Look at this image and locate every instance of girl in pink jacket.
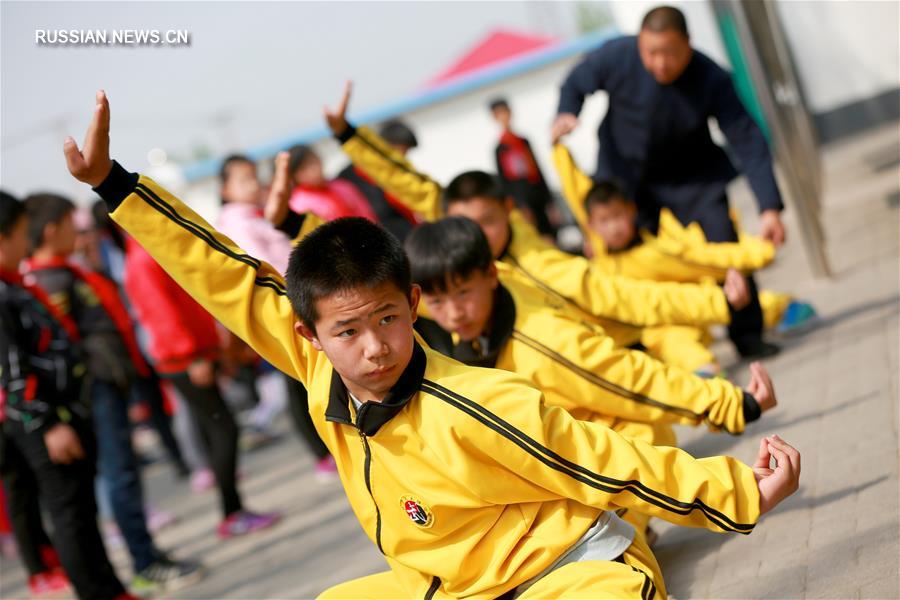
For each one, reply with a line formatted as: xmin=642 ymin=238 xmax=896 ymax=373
xmin=286 ymin=145 xmax=376 ymax=222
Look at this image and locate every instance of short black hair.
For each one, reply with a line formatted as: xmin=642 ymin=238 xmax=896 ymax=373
xmin=488 ymin=97 xmax=510 ymax=112
xmin=24 ymin=193 xmax=75 ymax=251
xmin=286 ymin=217 xmax=412 ymax=329
xmin=287 ymin=145 xmax=318 ymax=179
xmin=443 ymin=171 xmax=507 ymax=211
xmin=585 ymin=179 xmax=633 ymax=213
xmin=0 ymin=190 xmax=25 ymax=237
xmin=219 ymin=154 xmax=255 ymax=185
xmin=641 ymin=5 xmax=689 ymax=38
xmin=405 ymin=217 xmax=493 ymax=295
xmin=379 ymin=120 xmax=418 ymax=150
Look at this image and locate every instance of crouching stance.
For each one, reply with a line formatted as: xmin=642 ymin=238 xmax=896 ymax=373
xmin=65 ymin=91 xmax=800 ymax=599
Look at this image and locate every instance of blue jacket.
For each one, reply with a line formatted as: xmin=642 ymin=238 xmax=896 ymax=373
xmin=558 ymin=36 xmax=783 ymax=218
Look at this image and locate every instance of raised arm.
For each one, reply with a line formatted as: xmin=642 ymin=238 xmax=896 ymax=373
xmin=324 ymin=82 xmax=443 ymax=221
xmin=64 ymin=91 xmax=316 ymax=385
xmin=519 ymin=312 xmax=774 ymax=435
xmin=651 ymin=209 xmax=776 ymax=277
xmin=264 ymin=149 xmax=326 ymax=243
xmin=510 ymin=244 xmax=745 ymax=328
xmin=551 ymin=143 xmax=607 ymax=255
xmin=445 ymin=374 xmax=798 ymax=532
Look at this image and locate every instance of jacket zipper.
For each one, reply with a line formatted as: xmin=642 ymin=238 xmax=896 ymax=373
xmin=357 ymin=408 xmax=384 ymax=553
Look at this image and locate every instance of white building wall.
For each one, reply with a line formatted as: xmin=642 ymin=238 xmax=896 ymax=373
xmin=775 ymin=0 xmax=900 ymax=113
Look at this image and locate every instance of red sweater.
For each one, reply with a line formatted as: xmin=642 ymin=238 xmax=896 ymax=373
xmin=123 ymin=236 xmax=220 ymax=374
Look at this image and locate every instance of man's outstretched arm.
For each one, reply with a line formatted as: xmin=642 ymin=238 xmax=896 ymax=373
xmin=65 ymin=91 xmax=316 ymax=384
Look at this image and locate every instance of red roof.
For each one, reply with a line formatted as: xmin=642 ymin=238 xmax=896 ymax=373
xmin=426 ymin=29 xmax=559 ymax=87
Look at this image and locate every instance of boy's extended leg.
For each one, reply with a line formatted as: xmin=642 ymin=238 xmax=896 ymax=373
xmin=517 ymin=533 xmax=666 ymax=600
xmin=7 ymin=420 xmax=125 ymax=600
xmin=318 ymin=570 xmax=408 ymax=599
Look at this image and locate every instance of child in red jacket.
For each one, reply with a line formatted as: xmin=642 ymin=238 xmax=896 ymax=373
xmin=123 ymin=236 xmax=280 ymax=538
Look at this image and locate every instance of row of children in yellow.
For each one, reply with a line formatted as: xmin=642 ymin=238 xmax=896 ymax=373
xmin=63 ymin=89 xmax=801 ymax=599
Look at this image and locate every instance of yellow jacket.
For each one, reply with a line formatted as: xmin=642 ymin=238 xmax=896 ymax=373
xmin=416 ymin=271 xmax=759 ymax=435
xmin=99 ymin=162 xmax=760 ymax=599
xmin=338 ymin=125 xmax=736 ymax=348
xmin=553 ymin=143 xmax=776 ymax=282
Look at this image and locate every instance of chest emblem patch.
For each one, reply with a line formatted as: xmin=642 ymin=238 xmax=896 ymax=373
xmin=400 ymin=495 xmax=433 ymax=528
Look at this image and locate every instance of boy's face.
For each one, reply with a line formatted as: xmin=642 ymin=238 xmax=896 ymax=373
xmin=47 ymin=211 xmax=78 ymax=256
xmin=446 ymin=197 xmax=512 ymax=259
xmin=293 ymin=155 xmax=326 ymax=188
xmin=422 ymin=265 xmax=498 ymax=343
xmin=587 ymin=198 xmax=637 ymax=251
xmin=491 ymin=106 xmax=512 ymax=129
xmin=222 ymin=161 xmax=262 ymax=205
xmin=296 ymin=281 xmax=420 ymax=402
xmin=0 ymin=215 xmax=29 ymax=272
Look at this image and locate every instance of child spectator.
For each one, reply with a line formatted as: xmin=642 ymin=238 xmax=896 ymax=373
xmin=287 ymin=144 xmax=376 ymax=222
xmin=123 ymin=235 xmax=281 ymax=537
xmin=23 ymin=193 xmax=202 ymax=594
xmin=490 ymin=97 xmax=556 ymax=237
xmin=218 ymin=153 xmax=337 ymax=477
xmin=1 ymin=190 xmax=131 ymax=600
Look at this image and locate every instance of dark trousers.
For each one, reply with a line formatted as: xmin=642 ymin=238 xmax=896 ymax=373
xmin=131 ymin=370 xmax=188 ymax=474
xmin=649 ymin=190 xmax=765 ymax=348
xmin=169 ymin=374 xmax=242 ymax=517
xmin=2 ymin=455 xmax=51 ymax=576
xmin=284 ymin=375 xmax=329 ymax=460
xmin=91 ymin=379 xmax=158 ymax=572
xmin=2 ymin=420 xmax=125 ymax=600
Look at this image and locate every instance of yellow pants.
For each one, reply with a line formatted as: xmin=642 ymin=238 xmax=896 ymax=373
xmin=760 ymin=290 xmax=792 ymax=330
xmin=640 ymin=325 xmax=716 ymax=372
xmin=319 ymin=533 xmax=665 ymax=599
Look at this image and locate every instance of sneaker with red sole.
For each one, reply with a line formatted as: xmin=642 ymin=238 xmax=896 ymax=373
xmin=217 ymin=510 xmax=281 ymax=539
xmin=28 ymin=568 xmax=71 ymax=597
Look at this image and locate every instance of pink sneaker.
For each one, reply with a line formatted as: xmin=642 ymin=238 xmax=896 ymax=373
xmin=28 ymin=568 xmax=71 ymax=597
xmin=190 ymin=469 xmax=215 ymax=493
xmin=217 ymin=510 xmax=281 ymax=539
xmin=315 ymin=455 xmax=338 ymax=482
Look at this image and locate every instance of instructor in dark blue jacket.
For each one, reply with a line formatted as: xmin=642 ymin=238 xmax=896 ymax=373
xmin=554 ymin=5 xmax=783 ymax=358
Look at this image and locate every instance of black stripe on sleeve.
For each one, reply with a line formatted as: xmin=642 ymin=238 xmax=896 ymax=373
xmin=133 ymin=183 xmax=287 ymax=296
xmin=511 ymin=330 xmax=706 ymax=421
xmin=421 ymin=379 xmax=755 ymax=534
xmin=424 ymin=576 xmax=441 ymax=600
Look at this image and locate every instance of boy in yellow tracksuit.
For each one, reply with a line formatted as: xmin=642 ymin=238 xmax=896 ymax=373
xmin=324 ymin=84 xmax=752 ymax=373
xmin=405 ymin=217 xmax=777 ymax=536
xmin=66 ymin=91 xmax=801 ymax=599
xmin=552 ymin=142 xmax=818 ymax=336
